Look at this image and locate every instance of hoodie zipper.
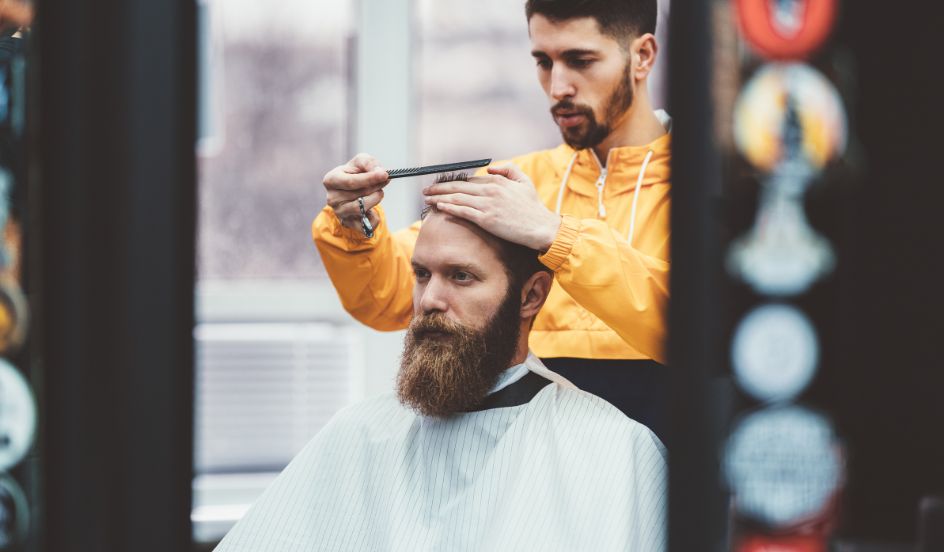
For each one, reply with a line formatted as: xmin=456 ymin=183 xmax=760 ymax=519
xmin=594 ymin=170 xmax=607 ymax=218
xmin=590 ymin=150 xmax=613 ymax=219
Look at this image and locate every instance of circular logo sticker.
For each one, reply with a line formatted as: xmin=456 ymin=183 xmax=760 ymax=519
xmin=735 ymin=0 xmax=838 ymax=60
xmin=0 ymin=359 xmax=36 ymax=471
xmin=723 ymin=406 xmax=843 ymax=528
xmin=731 ymin=304 xmax=819 ymax=402
xmin=734 ymin=63 xmax=847 ymax=173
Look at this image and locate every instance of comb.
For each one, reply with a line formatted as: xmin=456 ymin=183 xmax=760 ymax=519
xmin=385 ymin=158 xmax=492 ymax=179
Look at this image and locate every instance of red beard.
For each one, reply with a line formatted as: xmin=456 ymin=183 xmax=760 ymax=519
xmin=397 ymin=290 xmax=521 ymax=418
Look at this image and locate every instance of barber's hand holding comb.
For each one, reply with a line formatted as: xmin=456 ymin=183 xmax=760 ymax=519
xmin=322 ymin=153 xmax=389 ymax=235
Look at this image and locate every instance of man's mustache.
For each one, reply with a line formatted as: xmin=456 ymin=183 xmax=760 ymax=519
xmin=409 ymin=314 xmax=469 ymax=340
xmin=550 ymin=100 xmax=594 ymax=117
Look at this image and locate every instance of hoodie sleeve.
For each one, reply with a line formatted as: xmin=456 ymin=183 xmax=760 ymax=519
xmin=311 ymin=205 xmax=420 ymax=331
xmin=538 ymin=214 xmax=669 ymax=364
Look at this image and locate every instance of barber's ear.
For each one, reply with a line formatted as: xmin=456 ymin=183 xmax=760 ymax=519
xmin=631 ymin=33 xmax=658 ymax=81
xmin=519 ymin=271 xmax=553 ymax=319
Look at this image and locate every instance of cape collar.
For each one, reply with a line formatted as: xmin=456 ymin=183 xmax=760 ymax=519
xmin=462 ymin=353 xmax=575 ymax=412
xmin=465 ymin=371 xmax=553 ymax=412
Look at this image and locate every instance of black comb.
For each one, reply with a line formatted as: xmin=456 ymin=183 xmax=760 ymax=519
xmin=386 ymin=158 xmax=492 ymax=179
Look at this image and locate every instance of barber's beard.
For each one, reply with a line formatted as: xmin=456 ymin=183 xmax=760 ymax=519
xmin=397 ymin=288 xmax=522 ymax=418
xmin=552 ymin=62 xmax=635 ymax=151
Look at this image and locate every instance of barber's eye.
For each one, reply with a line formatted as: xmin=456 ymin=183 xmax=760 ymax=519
xmin=414 ymin=268 xmax=430 ymax=281
xmin=453 ymin=271 xmax=474 ymax=282
xmin=535 ymin=58 xmax=552 ymax=70
xmin=569 ymin=58 xmax=593 ymax=69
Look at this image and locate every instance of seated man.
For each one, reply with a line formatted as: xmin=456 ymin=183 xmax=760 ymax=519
xmin=216 ymin=176 xmax=667 ymax=551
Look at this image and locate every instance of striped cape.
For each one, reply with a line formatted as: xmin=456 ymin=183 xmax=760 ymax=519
xmin=216 ymin=355 xmax=667 ymax=551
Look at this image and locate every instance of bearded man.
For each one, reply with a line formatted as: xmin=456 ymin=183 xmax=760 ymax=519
xmin=216 ymin=188 xmax=667 ymax=551
xmin=315 ymin=0 xmax=673 ymax=440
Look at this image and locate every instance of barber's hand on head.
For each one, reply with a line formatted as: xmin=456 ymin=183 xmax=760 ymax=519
xmin=323 ymin=153 xmax=390 ymax=234
xmin=423 ymin=164 xmax=562 ymax=252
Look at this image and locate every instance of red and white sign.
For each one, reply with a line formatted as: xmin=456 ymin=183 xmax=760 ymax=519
xmin=735 ymin=0 xmax=838 ymax=60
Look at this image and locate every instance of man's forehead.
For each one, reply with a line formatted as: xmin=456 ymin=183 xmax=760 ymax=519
xmin=413 ymin=211 xmax=502 ymax=267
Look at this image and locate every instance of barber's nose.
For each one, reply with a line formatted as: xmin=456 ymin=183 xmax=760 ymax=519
xmin=418 ymin=277 xmax=448 ymax=315
xmin=549 ymin=67 xmax=576 ymax=101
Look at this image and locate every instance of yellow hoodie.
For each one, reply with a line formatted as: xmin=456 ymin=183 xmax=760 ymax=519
xmin=312 ymin=131 xmax=671 ymax=364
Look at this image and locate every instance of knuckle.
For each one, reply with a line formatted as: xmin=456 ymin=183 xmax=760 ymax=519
xmin=352 ymin=152 xmax=376 ymax=169
xmin=323 ymin=171 xmax=341 ymax=187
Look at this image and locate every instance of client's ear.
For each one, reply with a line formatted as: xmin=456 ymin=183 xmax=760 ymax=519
xmin=519 ymin=271 xmax=553 ymax=319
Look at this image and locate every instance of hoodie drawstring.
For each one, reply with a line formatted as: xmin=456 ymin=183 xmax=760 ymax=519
xmin=555 ymin=152 xmax=579 ymax=216
xmin=627 ymin=149 xmax=654 ymax=248
xmin=554 ymin=149 xmax=655 ymax=247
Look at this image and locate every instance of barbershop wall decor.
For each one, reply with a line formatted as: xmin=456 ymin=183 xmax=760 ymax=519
xmin=719 ymin=0 xmax=854 ymax=549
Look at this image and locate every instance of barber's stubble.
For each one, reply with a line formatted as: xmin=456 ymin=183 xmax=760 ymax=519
xmin=552 ymin=58 xmax=635 ymax=150
xmin=397 ymin=286 xmax=522 ymax=418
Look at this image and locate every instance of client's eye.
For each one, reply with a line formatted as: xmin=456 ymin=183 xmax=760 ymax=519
xmin=413 ymin=268 xmax=430 ymax=281
xmin=453 ymin=271 xmax=474 ymax=283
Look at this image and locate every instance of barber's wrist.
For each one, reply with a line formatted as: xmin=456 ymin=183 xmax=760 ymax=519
xmin=330 ymin=208 xmax=380 ymax=241
xmin=538 ymin=214 xmax=562 ymax=254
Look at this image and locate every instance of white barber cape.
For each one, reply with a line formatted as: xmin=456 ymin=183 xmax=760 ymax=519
xmin=215 ymin=354 xmax=667 ymax=551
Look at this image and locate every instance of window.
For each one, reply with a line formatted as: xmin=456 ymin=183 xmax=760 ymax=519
xmin=198 ymin=0 xmax=352 ymax=282
xmin=194 ymin=0 xmax=356 ymax=543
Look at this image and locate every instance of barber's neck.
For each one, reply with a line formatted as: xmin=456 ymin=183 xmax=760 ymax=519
xmin=592 ymin=89 xmax=666 ymax=166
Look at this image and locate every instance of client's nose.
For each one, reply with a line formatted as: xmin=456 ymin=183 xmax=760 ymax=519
xmin=418 ymin=276 xmax=448 ymax=315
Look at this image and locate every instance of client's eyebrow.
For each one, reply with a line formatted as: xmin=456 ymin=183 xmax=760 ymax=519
xmin=410 ymin=260 xmax=484 ymax=275
xmin=444 ymin=262 xmax=481 ymax=273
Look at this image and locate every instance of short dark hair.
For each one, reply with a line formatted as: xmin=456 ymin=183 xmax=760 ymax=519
xmin=525 ymin=0 xmax=657 ymax=41
xmin=423 ymin=173 xmax=552 ymax=292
